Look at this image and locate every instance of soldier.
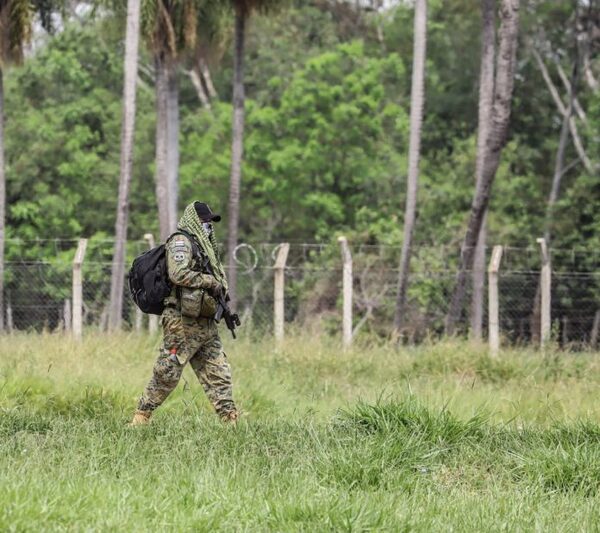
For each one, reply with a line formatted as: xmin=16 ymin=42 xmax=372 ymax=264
xmin=130 ymin=201 xmax=239 ymax=425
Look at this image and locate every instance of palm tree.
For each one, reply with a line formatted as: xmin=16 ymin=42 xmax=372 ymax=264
xmin=141 ymin=0 xmax=198 ymax=241
xmin=0 ymin=1 xmax=35 ymax=332
xmin=445 ymin=0 xmax=520 ymax=335
xmin=141 ymin=0 xmax=224 ymax=242
xmin=227 ymin=0 xmax=284 ymax=309
xmin=108 ymin=0 xmax=142 ymax=331
xmin=392 ymin=0 xmax=427 ymax=339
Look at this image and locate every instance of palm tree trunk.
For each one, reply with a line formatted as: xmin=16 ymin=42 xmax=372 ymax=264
xmin=0 ymin=67 xmax=5 ymax=332
xmin=393 ymin=0 xmax=427 ymax=338
xmin=108 ymin=0 xmax=141 ymax=331
xmin=227 ymin=5 xmax=246 ymax=310
xmin=470 ymin=0 xmax=496 ymax=340
xmin=445 ymin=0 xmax=520 ymax=335
xmin=166 ymin=60 xmax=179 ymax=230
xmin=154 ymin=53 xmax=171 ymax=242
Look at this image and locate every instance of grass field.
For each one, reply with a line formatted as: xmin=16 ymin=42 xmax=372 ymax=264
xmin=1 ymin=332 xmax=600 ymax=531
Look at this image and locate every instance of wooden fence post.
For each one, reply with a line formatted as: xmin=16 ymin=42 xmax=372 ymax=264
xmin=273 ymin=243 xmax=290 ymax=341
xmin=487 ymin=245 xmax=503 ymax=357
xmin=537 ymin=237 xmax=551 ymax=346
xmin=338 ymin=236 xmax=353 ymax=348
xmin=72 ymin=238 xmax=88 ymax=341
xmin=144 ymin=233 xmax=158 ymax=334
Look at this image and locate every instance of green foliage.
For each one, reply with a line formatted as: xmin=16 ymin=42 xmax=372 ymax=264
xmin=2 ymin=0 xmax=598 ymax=256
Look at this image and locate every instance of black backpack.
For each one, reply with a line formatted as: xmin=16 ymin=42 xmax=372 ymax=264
xmin=128 ymin=244 xmax=171 ymax=315
xmin=128 ymin=230 xmax=203 ymax=315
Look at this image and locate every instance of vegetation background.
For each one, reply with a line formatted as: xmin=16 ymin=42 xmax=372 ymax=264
xmin=3 ymin=1 xmax=598 ymax=255
xmin=1 ymin=1 xmax=600 ymax=530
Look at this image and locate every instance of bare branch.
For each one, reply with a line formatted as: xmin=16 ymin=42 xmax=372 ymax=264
xmin=555 ymin=61 xmax=587 ymax=124
xmin=532 ymin=48 xmax=595 ymax=174
xmin=185 ymin=67 xmax=211 ymax=110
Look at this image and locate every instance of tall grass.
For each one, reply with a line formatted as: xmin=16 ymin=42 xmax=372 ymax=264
xmin=1 ymin=332 xmax=600 ymax=530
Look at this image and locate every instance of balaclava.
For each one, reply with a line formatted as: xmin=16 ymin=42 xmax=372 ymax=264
xmin=177 ymin=202 xmax=228 ymax=290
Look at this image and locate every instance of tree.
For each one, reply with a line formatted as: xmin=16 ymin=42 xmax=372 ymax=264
xmin=445 ymin=0 xmax=520 ymax=335
xmin=0 ymin=1 xmax=35 ymax=332
xmin=392 ymin=0 xmax=427 ymax=338
xmin=108 ymin=0 xmax=142 ymax=331
xmin=227 ymin=0 xmax=285 ymax=309
xmin=470 ymin=0 xmax=495 ymax=340
xmin=141 ymin=0 xmax=197 ymax=241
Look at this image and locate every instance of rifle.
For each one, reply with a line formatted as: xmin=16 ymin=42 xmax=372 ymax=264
xmin=213 ymin=290 xmax=241 ymax=339
xmin=198 ymin=246 xmax=241 ymax=338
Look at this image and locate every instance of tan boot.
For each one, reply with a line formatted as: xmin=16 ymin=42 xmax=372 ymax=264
xmin=129 ymin=410 xmax=152 ymax=426
xmin=221 ymin=410 xmax=239 ymax=426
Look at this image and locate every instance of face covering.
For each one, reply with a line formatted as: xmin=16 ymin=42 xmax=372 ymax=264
xmin=202 ymin=222 xmax=213 ymax=235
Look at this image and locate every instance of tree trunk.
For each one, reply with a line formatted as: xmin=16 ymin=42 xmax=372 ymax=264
xmin=154 ymin=53 xmax=171 ymax=242
xmin=227 ymin=5 xmax=246 ymax=310
xmin=108 ymin=0 xmax=141 ymax=331
xmin=166 ymin=60 xmax=179 ymax=230
xmin=393 ymin=0 xmax=427 ymax=338
xmin=445 ymin=0 xmax=520 ymax=335
xmin=470 ymin=0 xmax=496 ymax=340
xmin=0 ymin=67 xmax=5 ymax=332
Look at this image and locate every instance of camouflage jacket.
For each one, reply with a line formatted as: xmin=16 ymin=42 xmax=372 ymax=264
xmin=164 ymin=233 xmax=219 ymax=306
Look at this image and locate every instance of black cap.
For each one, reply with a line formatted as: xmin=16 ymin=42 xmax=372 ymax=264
xmin=194 ymin=201 xmax=222 ymax=223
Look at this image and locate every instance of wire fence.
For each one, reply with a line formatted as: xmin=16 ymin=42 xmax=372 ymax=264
xmin=3 ymin=239 xmax=600 ymax=349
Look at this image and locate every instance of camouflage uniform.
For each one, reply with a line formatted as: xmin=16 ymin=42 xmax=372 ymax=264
xmin=137 ymin=233 xmax=237 ymax=419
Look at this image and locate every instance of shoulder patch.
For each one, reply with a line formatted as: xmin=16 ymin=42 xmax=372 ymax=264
xmin=173 ymin=251 xmax=186 ymax=263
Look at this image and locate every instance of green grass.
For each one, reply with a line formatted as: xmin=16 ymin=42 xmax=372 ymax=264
xmin=1 ymin=332 xmax=600 ymax=531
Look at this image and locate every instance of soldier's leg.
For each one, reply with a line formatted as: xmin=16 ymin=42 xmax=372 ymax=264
xmin=136 ymin=349 xmax=184 ymax=413
xmin=189 ymin=320 xmax=238 ymax=420
xmin=136 ymin=309 xmax=188 ymax=415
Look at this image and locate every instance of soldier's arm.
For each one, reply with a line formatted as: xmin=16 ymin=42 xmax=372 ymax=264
xmin=166 ymin=236 xmax=220 ymax=290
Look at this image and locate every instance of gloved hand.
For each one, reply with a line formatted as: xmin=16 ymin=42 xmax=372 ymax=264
xmin=205 ymin=276 xmax=223 ymax=298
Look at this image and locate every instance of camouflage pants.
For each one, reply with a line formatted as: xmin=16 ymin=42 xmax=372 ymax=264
xmin=137 ymin=308 xmax=237 ymax=418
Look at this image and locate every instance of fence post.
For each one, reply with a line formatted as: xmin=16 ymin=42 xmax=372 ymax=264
xmin=144 ymin=233 xmax=158 ymax=334
xmin=488 ymin=245 xmax=503 ymax=357
xmin=590 ymin=310 xmax=600 ymax=349
xmin=537 ymin=237 xmax=551 ymax=346
xmin=338 ymin=236 xmax=353 ymax=348
xmin=273 ymin=243 xmax=290 ymax=342
xmin=72 ymin=238 xmax=88 ymax=341
xmin=63 ymin=298 xmax=72 ymax=332
xmin=6 ymin=302 xmax=13 ymax=333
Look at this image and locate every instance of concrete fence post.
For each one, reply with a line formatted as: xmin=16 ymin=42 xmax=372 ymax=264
xmin=144 ymin=233 xmax=158 ymax=334
xmin=537 ymin=238 xmax=551 ymax=346
xmin=6 ymin=302 xmax=13 ymax=333
xmin=487 ymin=245 xmax=503 ymax=357
xmin=590 ymin=310 xmax=600 ymax=349
xmin=273 ymin=243 xmax=290 ymax=342
xmin=72 ymin=238 xmax=88 ymax=341
xmin=63 ymin=298 xmax=72 ymax=332
xmin=338 ymin=236 xmax=353 ymax=348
